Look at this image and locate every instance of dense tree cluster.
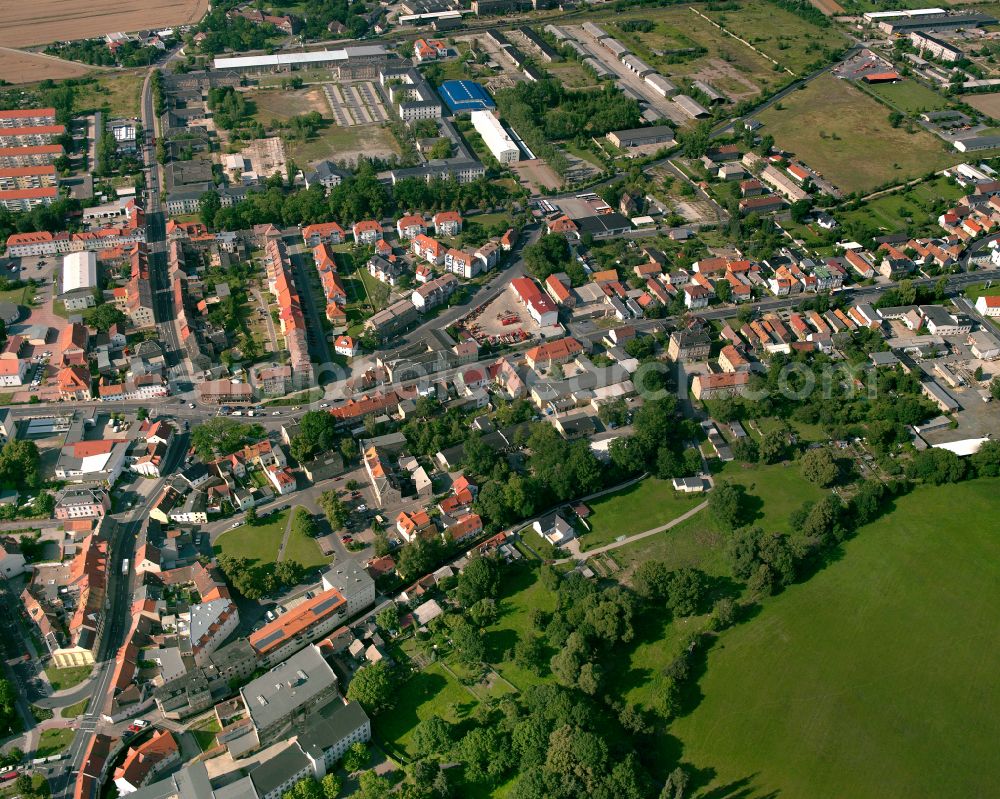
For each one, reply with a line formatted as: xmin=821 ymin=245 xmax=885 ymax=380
xmin=203 ymin=164 xmax=518 ymax=232
xmin=0 ymin=197 xmax=83 ymax=247
xmin=608 ymin=397 xmax=700 ymax=482
xmin=401 ymin=398 xmax=469 ymax=458
xmin=403 ymin=559 xmax=664 ymax=798
xmin=195 ymin=2 xmax=282 ymax=54
xmin=46 ymin=38 xmax=162 ymax=67
xmin=208 ymin=87 xmax=252 ymax=131
xmin=0 ymin=679 xmax=18 ymax=735
xmin=290 ymin=411 xmax=345 ymax=463
xmin=0 ymin=440 xmax=41 ymax=490
xmin=216 ymin=554 xmax=306 ymax=600
xmin=494 ymin=79 xmax=639 ymax=177
xmin=523 ymin=234 xmax=582 ymax=284
xmin=472 ymin=424 xmax=604 ymax=532
xmin=710 ymin=351 xmax=937 ymax=453
xmin=190 ymin=419 xmax=266 ymax=459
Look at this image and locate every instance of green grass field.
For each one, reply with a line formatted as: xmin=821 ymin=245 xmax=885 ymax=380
xmin=482 ymin=561 xmax=559 ymax=690
xmin=758 ymin=73 xmax=959 ymax=194
xmin=703 ymin=0 xmax=847 ymax=75
xmin=280 ymin=519 xmax=331 ymax=570
xmin=835 ymin=174 xmax=965 ymax=235
xmin=45 ymin=665 xmax=92 ymax=691
xmin=213 ymin=510 xmax=288 ymax=567
xmin=612 ymin=459 xmax=826 ymax=571
xmin=578 ymin=478 xmax=707 ymax=550
xmin=377 ymin=660 xmax=481 ymax=756
xmin=72 ymin=72 xmax=143 ymax=117
xmin=191 ymin=718 xmax=222 ymax=752
xmin=36 ymin=728 xmax=73 ymax=758
xmin=604 ymin=6 xmax=786 ymax=99
xmin=861 ymin=78 xmax=953 ymax=114
xmin=59 ymin=699 xmax=89 ymax=719
xmin=669 ymin=478 xmax=1000 ymax=799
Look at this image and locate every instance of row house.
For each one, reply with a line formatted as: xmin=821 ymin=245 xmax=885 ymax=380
xmin=845 ymin=249 xmax=876 ymax=280
xmin=683 ymin=283 xmax=711 ymax=309
xmin=877 ymin=242 xmax=916 ymax=279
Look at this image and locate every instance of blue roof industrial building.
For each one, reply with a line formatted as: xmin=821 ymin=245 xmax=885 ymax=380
xmin=438 ymin=80 xmax=496 ymax=113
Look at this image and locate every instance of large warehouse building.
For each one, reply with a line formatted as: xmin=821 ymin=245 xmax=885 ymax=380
xmin=213 ymin=45 xmax=391 ymax=74
xmin=438 ymin=80 xmax=496 ymax=114
xmin=470 ymin=110 xmax=520 ymax=164
xmin=60 ymin=250 xmax=99 ymax=310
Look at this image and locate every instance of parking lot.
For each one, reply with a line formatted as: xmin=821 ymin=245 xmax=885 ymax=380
xmin=323 ymin=80 xmax=390 ymax=127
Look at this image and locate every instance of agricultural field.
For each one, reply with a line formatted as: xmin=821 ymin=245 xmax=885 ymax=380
xmin=0 ymin=47 xmax=92 ymax=84
xmin=964 ymin=90 xmax=1000 ymax=122
xmin=758 ymin=73 xmax=959 ymax=194
xmin=861 ymin=78 xmax=953 ymax=115
xmin=577 ymin=477 xmax=707 ymax=551
xmin=702 ymin=0 xmax=848 ymax=75
xmin=599 ymin=6 xmax=788 ymax=99
xmin=0 ymin=0 xmax=209 ymax=48
xmin=669 ymin=479 xmax=1000 ymax=799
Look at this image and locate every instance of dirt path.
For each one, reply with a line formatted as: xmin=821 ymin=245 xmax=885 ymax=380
xmin=558 ymin=500 xmax=709 ymax=562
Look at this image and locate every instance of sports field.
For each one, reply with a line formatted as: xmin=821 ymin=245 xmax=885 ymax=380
xmin=758 ymin=73 xmax=959 ymax=194
xmin=669 ymin=478 xmax=1000 ymax=799
xmin=0 ymin=0 xmax=209 ymax=48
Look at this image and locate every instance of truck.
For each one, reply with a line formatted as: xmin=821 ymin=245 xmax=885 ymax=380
xmin=122 ymin=559 xmax=129 ymax=575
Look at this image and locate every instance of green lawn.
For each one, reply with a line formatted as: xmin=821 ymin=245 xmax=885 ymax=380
xmin=0 ymin=283 xmax=34 ymax=308
xmin=377 ymin=660 xmax=480 ymax=757
xmin=59 ymin=699 xmax=89 ymax=719
xmin=716 ymin=458 xmax=827 ymax=531
xmin=45 ymin=665 xmax=92 ymax=691
xmin=758 ymin=73 xmax=959 ymax=194
xmin=36 ymin=727 xmax=74 ymax=758
xmin=280 ymin=518 xmax=332 ymax=570
xmin=964 ymin=283 xmax=1000 ymax=302
xmin=72 ymin=72 xmax=143 ymax=117
xmin=605 ymin=6 xmax=787 ymax=98
xmin=190 ymin=718 xmax=221 ymax=752
xmin=578 ymin=478 xmax=707 ymax=551
xmin=482 ymin=561 xmax=559 ymax=690
xmin=213 ymin=510 xmax=288 ymax=567
xmin=669 ymin=478 xmax=1000 ymax=799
